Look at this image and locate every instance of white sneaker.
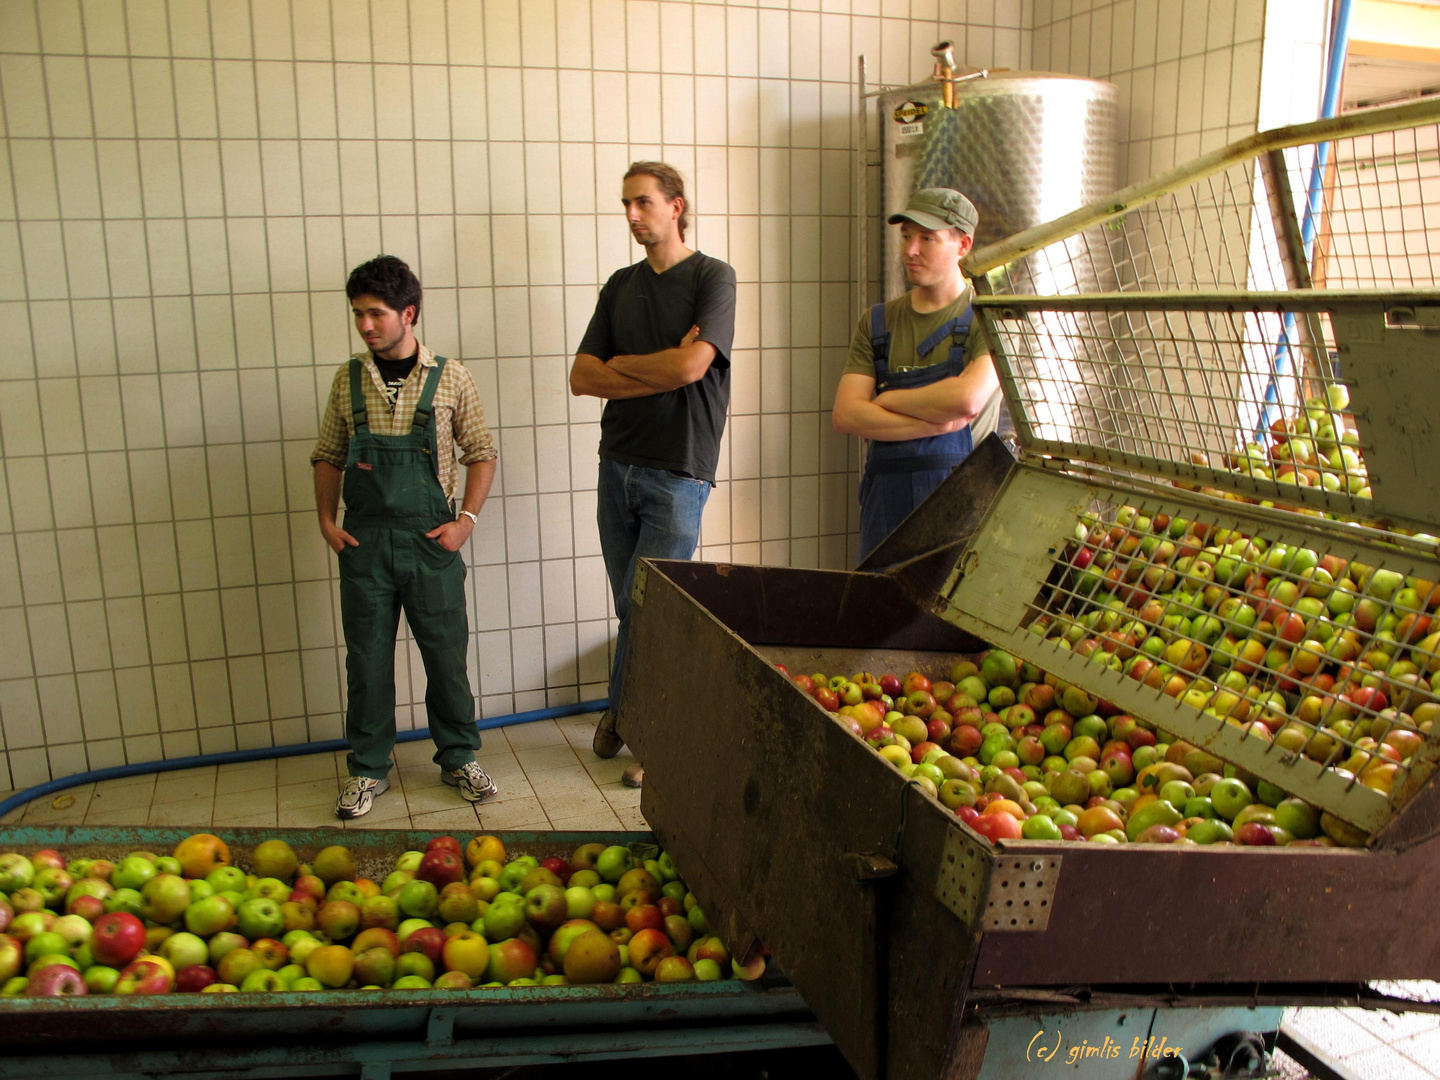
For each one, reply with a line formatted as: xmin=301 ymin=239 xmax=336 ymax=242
xmin=443 ymin=761 xmax=499 ymax=803
xmin=336 ymin=775 xmax=390 ymax=819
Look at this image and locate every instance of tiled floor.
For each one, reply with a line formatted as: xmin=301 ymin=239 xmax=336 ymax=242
xmin=1281 ymin=1001 xmax=1440 ymax=1080
xmin=0 ymin=712 xmax=644 ymax=834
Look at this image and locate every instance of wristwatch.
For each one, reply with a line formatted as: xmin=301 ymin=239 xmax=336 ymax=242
xmin=457 ymin=509 xmax=478 ymax=525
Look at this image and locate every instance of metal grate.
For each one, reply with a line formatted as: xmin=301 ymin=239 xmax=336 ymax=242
xmin=968 ymin=100 xmax=1440 ymax=299
xmin=1020 ymin=493 xmax=1440 ymax=833
xmin=958 ymin=98 xmax=1440 ymax=536
xmin=933 ymin=464 xmax=1440 ymax=835
xmin=980 ymin=296 xmax=1366 ymax=509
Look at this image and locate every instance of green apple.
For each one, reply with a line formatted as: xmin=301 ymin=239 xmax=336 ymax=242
xmin=594 ymin=847 xmax=634 ymax=884
xmin=111 ymin=856 xmax=158 ymax=892
xmin=1209 ymin=777 xmax=1254 ymax=821
xmin=564 ymin=887 xmax=596 ymax=920
xmin=483 ymin=901 xmax=527 ymax=942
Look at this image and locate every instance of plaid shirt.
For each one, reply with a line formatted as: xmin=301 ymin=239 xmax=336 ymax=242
xmin=311 ymin=344 xmax=497 ymax=501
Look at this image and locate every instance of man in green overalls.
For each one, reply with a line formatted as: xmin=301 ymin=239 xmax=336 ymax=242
xmin=312 ymin=256 xmax=499 ymax=819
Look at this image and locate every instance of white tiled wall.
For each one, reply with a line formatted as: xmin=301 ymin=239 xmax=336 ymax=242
xmin=0 ymin=0 xmax=1032 ymax=790
xmin=0 ymin=0 xmax=1319 ymax=792
xmin=1032 ymin=0 xmax=1324 ymax=186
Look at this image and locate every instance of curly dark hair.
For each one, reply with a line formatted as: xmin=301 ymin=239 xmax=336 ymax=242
xmin=346 ymin=255 xmax=422 ymax=324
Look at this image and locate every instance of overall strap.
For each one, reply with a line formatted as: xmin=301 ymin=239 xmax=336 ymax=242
xmin=410 ymin=356 xmax=447 ymax=435
xmin=348 ymin=358 xmax=369 ymax=434
xmin=869 ymin=303 xmax=889 ymax=364
xmin=915 ymin=305 xmax=975 ymax=361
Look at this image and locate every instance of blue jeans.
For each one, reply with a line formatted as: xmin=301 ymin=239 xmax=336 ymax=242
xmin=597 ymin=460 xmax=710 ymax=704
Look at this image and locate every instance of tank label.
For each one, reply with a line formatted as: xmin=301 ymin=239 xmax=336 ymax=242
xmin=892 ymin=100 xmax=927 ymax=137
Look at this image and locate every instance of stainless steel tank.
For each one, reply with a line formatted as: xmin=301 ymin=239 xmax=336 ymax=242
xmin=878 ymin=72 xmax=1120 ymax=297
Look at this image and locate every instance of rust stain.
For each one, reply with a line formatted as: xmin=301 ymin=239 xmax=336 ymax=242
xmin=716 ymin=564 xmax=733 ymax=576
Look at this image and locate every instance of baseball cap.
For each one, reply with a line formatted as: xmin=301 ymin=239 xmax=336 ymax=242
xmin=888 ymin=187 xmax=979 ymax=235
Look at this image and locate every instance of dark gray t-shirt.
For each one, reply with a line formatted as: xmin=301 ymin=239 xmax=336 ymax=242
xmin=578 ymin=252 xmax=737 ymax=482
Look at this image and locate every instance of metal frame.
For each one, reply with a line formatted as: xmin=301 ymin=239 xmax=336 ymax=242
xmin=963 ymin=97 xmax=1440 ymax=282
xmin=975 ymin=289 xmax=1440 ymax=534
xmin=934 ymin=460 xmax=1440 ymax=834
xmin=615 ymin=555 xmax=1440 ymax=1080
xmin=960 ymin=97 xmax=1440 ymax=541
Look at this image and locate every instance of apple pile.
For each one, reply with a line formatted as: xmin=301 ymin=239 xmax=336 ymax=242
xmin=0 ymin=833 xmax=760 ymax=998
xmin=1030 ymin=504 xmax=1437 ymax=807
xmin=1223 ymin=384 xmax=1370 ymax=502
xmin=783 ymin=649 xmax=1361 ymax=847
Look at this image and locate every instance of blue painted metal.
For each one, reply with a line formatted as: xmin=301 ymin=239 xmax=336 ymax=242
xmin=0 ymin=697 xmax=609 ymax=821
xmin=1255 ymin=0 xmax=1355 ymax=440
xmin=2 ymin=1018 xmax=834 ymax=1080
xmin=975 ymin=1005 xmax=1286 ymax=1080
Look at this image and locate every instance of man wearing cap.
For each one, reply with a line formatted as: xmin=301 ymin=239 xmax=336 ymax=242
xmin=832 ymin=187 xmax=1003 ymax=561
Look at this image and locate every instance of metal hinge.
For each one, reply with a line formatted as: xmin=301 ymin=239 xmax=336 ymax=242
xmin=844 ymin=852 xmax=899 ymax=881
xmin=632 ymin=561 xmax=648 ymax=608
xmin=425 ymin=1007 xmax=455 ymax=1047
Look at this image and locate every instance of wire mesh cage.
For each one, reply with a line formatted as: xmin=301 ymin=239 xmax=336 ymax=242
xmin=961 ymin=98 xmax=1440 ymax=535
xmin=936 ymin=464 xmax=1440 ymax=839
xmin=969 ymin=98 xmax=1440 ymax=298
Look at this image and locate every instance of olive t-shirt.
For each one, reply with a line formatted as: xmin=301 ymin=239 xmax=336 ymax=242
xmin=843 ymin=285 xmax=1003 ymax=444
xmin=578 ymin=252 xmax=737 ymax=483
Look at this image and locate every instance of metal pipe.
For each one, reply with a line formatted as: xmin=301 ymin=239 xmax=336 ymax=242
xmin=0 ymin=698 xmax=609 ymax=821
xmin=1255 ymin=0 xmax=1355 ymax=439
xmin=932 ymin=41 xmax=957 ymax=108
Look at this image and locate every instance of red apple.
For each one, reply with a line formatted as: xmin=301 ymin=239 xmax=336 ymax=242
xmin=879 ymin=674 xmax=903 ymax=698
xmin=539 ymin=857 xmax=572 ymax=885
xmin=402 ymin=926 xmax=447 ymax=967
xmin=251 ymin=938 xmax=288 ymax=970
xmin=1235 ymin=822 xmax=1278 ymax=846
xmin=969 ymin=812 xmax=1024 ymax=843
xmin=415 ymin=848 xmax=465 ymax=889
xmin=628 ymin=928 xmax=673 ymax=977
xmin=67 ymin=894 xmax=105 ymax=924
xmin=91 ymin=912 xmax=147 ymax=968
xmin=31 ymin=850 xmax=65 ymax=872
xmin=175 ymin=964 xmax=218 ymax=992
xmin=487 ymin=938 xmax=537 ymax=984
xmin=425 ymin=836 xmax=462 ymax=856
xmin=115 ymin=958 xmax=172 ymax=994
xmin=293 ymin=875 xmax=326 ymax=903
xmin=624 ymin=904 xmax=664 ymax=934
xmin=902 ymin=672 xmax=932 ymax=695
xmin=25 ymin=963 xmax=88 ymax=997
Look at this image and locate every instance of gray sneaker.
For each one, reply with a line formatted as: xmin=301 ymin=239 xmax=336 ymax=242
xmin=336 ymin=775 xmax=390 ymax=819
xmin=443 ymin=761 xmax=498 ymax=803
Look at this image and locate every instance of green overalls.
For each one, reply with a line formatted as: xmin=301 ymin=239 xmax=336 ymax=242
xmin=338 ymin=356 xmax=480 ymax=781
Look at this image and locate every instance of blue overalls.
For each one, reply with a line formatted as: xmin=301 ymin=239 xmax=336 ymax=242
xmin=857 ymin=301 xmax=976 ymax=560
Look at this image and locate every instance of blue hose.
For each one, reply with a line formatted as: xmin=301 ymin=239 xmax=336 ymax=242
xmin=0 ymin=698 xmax=609 ymax=822
xmin=1254 ymin=0 xmax=1353 ymax=441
